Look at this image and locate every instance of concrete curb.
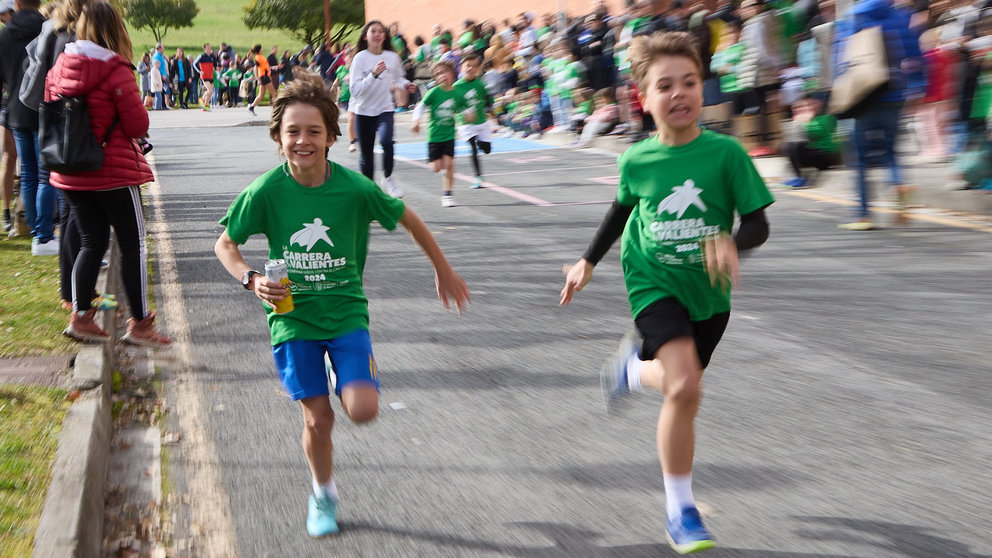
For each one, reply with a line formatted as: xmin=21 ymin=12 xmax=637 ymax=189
xmin=33 ymin=242 xmax=121 ymax=558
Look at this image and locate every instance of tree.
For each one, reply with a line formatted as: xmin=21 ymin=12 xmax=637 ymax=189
xmin=122 ymin=0 xmax=199 ymax=44
xmin=243 ymin=0 xmax=363 ymax=48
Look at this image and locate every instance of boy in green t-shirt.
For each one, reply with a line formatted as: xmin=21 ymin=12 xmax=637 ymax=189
xmin=560 ymin=32 xmax=774 ymax=554
xmin=214 ymin=74 xmax=469 ymax=538
xmin=222 ymin=66 xmax=241 ymax=107
xmin=410 ymin=61 xmax=466 ymax=207
xmin=454 ymin=53 xmax=492 ymax=189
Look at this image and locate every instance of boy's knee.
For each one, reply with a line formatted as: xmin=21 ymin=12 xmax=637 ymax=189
xmin=346 ymin=404 xmax=378 ymax=424
xmin=664 ymin=375 xmax=703 ymax=408
xmin=304 ymin=410 xmax=335 ymax=436
xmin=341 ymin=385 xmax=378 ymax=424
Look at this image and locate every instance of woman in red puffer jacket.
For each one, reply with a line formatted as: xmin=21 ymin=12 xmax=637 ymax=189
xmin=50 ymin=0 xmax=170 ymax=347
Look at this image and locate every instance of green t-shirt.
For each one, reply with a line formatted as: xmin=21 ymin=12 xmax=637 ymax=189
xmin=420 ymin=85 xmax=464 ymax=142
xmin=220 ymin=162 xmax=406 ymax=345
xmin=335 ymin=65 xmax=350 ymax=103
xmin=222 ymin=68 xmax=241 ymax=87
xmin=617 ymin=130 xmax=774 ymax=321
xmin=457 ymin=31 xmax=474 ymax=49
xmin=454 ymin=77 xmax=488 ymax=125
xmin=805 ymin=114 xmax=838 ymax=153
xmin=970 ymin=59 xmax=992 ymax=120
xmin=711 ymin=43 xmax=746 ymax=93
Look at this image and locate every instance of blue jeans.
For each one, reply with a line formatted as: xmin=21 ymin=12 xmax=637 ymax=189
xmin=852 ymin=104 xmax=904 ymax=219
xmin=12 ymin=128 xmax=56 ymax=242
xmin=356 ymin=112 xmax=395 ymax=180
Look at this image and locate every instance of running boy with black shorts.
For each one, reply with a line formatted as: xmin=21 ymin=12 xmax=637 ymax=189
xmin=411 ymin=61 xmax=466 ymax=207
xmin=214 ymin=74 xmax=470 ymax=537
xmin=560 ymin=32 xmax=774 ymax=554
xmin=455 ymin=52 xmax=492 ymax=190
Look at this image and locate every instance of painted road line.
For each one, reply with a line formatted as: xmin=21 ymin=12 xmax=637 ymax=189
xmin=588 ymin=176 xmax=620 ymax=185
xmin=504 ymin=155 xmax=557 ymax=164
xmin=397 ymin=156 xmax=555 ymax=207
xmin=145 ymin=153 xmax=240 ymax=556
xmin=782 ymin=188 xmax=992 ymax=233
xmin=482 ymin=163 xmax=617 ymax=178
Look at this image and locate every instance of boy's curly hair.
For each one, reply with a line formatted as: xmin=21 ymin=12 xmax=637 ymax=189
xmin=628 ymin=32 xmax=702 ymax=90
xmin=269 ymin=73 xmax=342 ymax=154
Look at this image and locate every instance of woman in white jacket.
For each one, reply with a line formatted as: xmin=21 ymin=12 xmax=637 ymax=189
xmin=349 ymin=20 xmax=416 ymax=197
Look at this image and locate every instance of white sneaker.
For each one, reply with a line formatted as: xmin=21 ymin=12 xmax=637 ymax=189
xmin=441 ymin=195 xmax=456 ymax=207
xmin=383 ymin=176 xmax=403 ymax=198
xmin=32 ymin=239 xmax=59 ymax=256
xmin=348 ymin=141 xmax=357 ymax=153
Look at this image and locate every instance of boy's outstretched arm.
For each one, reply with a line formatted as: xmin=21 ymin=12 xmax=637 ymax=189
xmin=214 ymin=230 xmax=289 ymax=307
xmin=398 ymin=208 xmax=470 ymax=313
xmin=560 ymin=199 xmax=634 ymax=306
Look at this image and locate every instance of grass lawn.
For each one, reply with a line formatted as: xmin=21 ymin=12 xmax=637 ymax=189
xmin=0 ymin=236 xmax=74 ymax=358
xmin=126 ymin=0 xmax=308 ymax=59
xmin=0 ymin=384 xmax=69 ymax=557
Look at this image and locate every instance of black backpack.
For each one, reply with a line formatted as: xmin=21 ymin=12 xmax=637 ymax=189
xmin=38 ymin=95 xmax=117 ymax=173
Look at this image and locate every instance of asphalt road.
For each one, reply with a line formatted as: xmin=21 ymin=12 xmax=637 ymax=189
xmin=150 ymin=122 xmax=992 ymax=558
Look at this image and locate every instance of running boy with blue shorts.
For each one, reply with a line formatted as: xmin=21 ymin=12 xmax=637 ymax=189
xmin=560 ymin=32 xmax=774 ymax=554
xmin=455 ymin=52 xmax=492 ymax=190
xmin=411 ymin=60 xmax=466 ymax=207
xmin=215 ymin=74 xmax=470 ymax=537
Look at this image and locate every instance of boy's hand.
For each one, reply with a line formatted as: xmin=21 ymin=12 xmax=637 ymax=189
xmin=252 ymin=276 xmax=290 ymax=309
xmin=435 ymin=267 xmax=470 ymax=314
xmin=560 ymin=259 xmax=594 ymax=305
xmin=701 ymin=233 xmax=740 ymax=292
xmin=410 ymin=121 xmax=420 ymax=134
xmin=405 ymin=82 xmax=418 ymax=93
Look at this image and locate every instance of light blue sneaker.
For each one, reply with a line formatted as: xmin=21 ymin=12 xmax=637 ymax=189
xmin=471 ymin=178 xmax=484 ymax=189
xmin=600 ymin=330 xmax=639 ymax=414
xmin=666 ymin=507 xmax=716 ymax=554
xmin=307 ymin=493 xmax=339 ymax=536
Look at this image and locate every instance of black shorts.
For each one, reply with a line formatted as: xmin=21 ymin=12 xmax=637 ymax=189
xmin=634 ymin=297 xmax=730 ymax=369
xmin=259 ymin=74 xmax=272 ymax=86
xmin=427 ymin=140 xmax=455 ymax=162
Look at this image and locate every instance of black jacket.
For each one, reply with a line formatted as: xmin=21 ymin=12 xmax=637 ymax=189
xmin=170 ymin=56 xmax=192 ymax=84
xmin=0 ymin=9 xmax=45 ymax=130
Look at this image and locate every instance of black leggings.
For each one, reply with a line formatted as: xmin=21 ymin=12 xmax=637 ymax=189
xmin=62 ymin=186 xmax=147 ymax=320
xmin=467 ymin=137 xmax=491 ymax=177
xmin=58 ymin=195 xmax=96 ymax=303
xmin=783 ymin=141 xmax=841 ymax=176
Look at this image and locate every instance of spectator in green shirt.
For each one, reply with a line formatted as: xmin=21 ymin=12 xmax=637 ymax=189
xmin=780 ymin=95 xmax=840 ymax=188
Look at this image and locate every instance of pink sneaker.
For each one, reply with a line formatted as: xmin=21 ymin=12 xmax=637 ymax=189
xmin=63 ymin=309 xmax=111 ymax=343
xmin=121 ymin=312 xmax=173 ymax=347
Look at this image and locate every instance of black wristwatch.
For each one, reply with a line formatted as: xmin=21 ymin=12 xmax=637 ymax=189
xmin=241 ymin=269 xmax=261 ymax=290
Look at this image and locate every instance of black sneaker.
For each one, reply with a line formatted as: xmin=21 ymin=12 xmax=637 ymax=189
xmin=1 ymin=209 xmax=10 ymax=233
xmin=248 ymin=106 xmax=256 ymax=116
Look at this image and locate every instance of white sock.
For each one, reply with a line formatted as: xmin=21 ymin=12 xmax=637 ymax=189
xmin=663 ymin=473 xmax=695 ymax=519
xmin=312 ymin=477 xmax=339 ymax=501
xmin=625 ymin=353 xmax=644 ymax=392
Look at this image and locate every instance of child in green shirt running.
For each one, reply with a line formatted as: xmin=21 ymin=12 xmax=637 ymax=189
xmin=560 ymin=32 xmax=774 ymax=555
xmin=410 ymin=61 xmax=467 ymax=207
xmin=454 ymin=53 xmax=492 ymax=190
xmin=214 ymin=74 xmax=469 ymax=538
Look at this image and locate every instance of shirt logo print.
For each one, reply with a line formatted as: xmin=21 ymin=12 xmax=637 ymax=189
xmin=289 ymin=218 xmax=334 ymax=252
xmin=657 ymin=179 xmax=707 ymax=218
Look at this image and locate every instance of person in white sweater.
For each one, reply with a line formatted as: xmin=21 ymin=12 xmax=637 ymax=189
xmin=348 ymin=20 xmax=417 ymax=197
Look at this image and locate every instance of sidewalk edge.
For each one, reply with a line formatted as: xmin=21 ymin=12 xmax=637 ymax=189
xmin=32 ymin=242 xmax=121 ymax=558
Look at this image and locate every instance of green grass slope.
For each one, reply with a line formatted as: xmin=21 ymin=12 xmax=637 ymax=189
xmin=126 ymin=0 xmax=305 ymax=61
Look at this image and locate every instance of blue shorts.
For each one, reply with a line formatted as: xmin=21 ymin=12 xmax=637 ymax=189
xmin=271 ymin=330 xmax=380 ymax=400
